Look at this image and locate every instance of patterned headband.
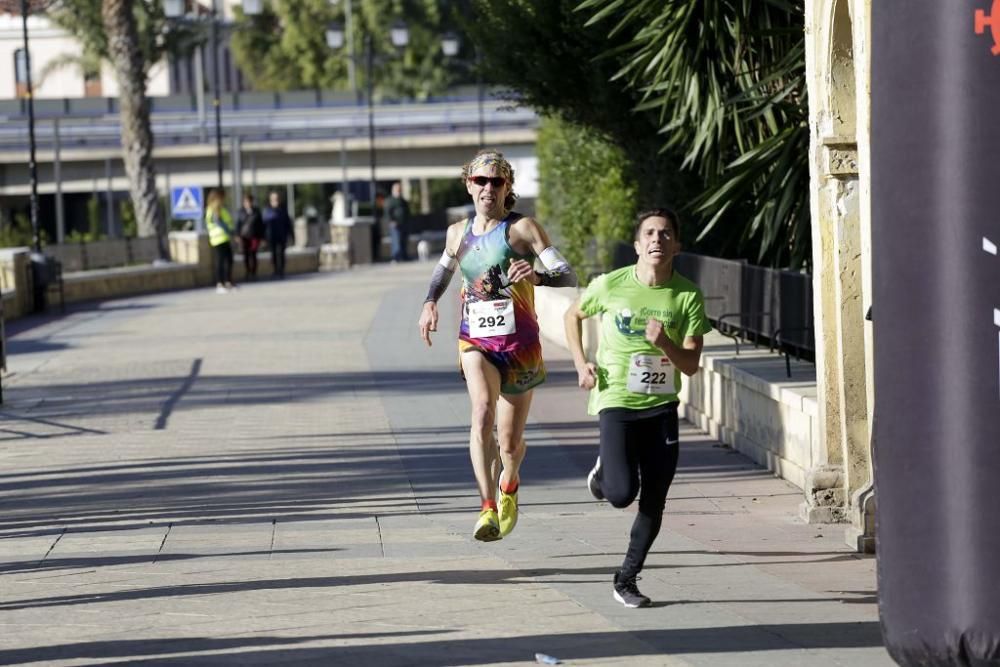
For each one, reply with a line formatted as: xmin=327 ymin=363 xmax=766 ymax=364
xmin=467 ymin=153 xmax=515 ymax=186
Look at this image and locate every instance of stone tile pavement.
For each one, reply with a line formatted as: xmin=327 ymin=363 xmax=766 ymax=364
xmin=0 ymin=263 xmax=891 ymax=666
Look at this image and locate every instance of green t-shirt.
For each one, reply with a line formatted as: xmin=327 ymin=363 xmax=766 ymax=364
xmin=579 ymin=266 xmax=712 ymax=414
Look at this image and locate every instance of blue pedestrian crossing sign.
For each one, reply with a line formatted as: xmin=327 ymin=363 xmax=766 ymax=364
xmin=171 ymin=186 xmax=203 ymax=220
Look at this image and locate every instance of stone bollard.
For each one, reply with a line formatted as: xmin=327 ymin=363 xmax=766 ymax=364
xmin=331 ymin=217 xmax=375 ymax=266
xmin=168 ymin=232 xmax=213 ymax=286
xmin=417 ymin=239 xmax=431 ymax=262
xmin=0 ymin=248 xmax=33 ymax=318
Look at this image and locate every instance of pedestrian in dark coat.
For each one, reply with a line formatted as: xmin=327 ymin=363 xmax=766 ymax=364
xmin=237 ymin=193 xmax=265 ymax=280
xmin=262 ymin=190 xmax=294 ymax=279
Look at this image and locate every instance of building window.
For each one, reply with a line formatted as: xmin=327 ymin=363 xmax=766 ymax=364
xmin=84 ymin=70 xmax=102 ymax=97
xmin=14 ymin=48 xmax=29 ymax=97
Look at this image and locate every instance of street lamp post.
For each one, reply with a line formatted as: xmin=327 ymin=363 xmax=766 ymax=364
xmin=210 ymin=1 xmax=223 ymax=190
xmin=326 ymin=18 xmax=408 ymax=260
xmin=164 ymin=0 xmax=227 ymax=192
xmin=18 ymin=0 xmax=41 ymax=253
xmin=364 ymin=32 xmax=376 ymax=228
xmin=441 ymin=32 xmax=485 ymax=149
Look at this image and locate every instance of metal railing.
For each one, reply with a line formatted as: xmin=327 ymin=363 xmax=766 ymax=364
xmin=672 ymin=252 xmax=815 ymax=372
xmin=0 ymin=88 xmax=536 ymax=153
xmin=0 ymin=85 xmax=491 ymax=119
xmin=597 ymin=246 xmax=815 ymax=373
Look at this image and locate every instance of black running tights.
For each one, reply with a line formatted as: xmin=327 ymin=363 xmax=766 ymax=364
xmin=598 ymin=403 xmax=680 ymax=579
xmin=214 ymin=243 xmax=233 ymax=285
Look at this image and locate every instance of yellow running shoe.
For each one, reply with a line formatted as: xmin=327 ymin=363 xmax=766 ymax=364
xmin=498 ymin=489 xmax=518 ymax=537
xmin=473 ymin=508 xmax=501 ymax=542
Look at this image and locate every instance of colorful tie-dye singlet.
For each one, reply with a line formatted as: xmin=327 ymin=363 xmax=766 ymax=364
xmin=456 ymin=214 xmax=546 ymax=394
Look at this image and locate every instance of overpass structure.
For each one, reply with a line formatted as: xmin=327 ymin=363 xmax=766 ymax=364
xmin=0 ymin=91 xmax=540 ymax=200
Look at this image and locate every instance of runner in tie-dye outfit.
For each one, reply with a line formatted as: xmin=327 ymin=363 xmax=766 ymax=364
xmin=456 ymin=212 xmax=545 ymax=393
xmin=418 ymin=150 xmax=578 ymax=542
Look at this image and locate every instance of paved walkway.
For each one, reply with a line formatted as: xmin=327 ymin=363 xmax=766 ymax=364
xmin=0 ymin=263 xmax=890 ymax=666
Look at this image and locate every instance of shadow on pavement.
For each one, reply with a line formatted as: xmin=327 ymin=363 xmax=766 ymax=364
xmin=0 ymin=624 xmax=884 ymax=665
xmin=0 ymin=425 xmax=776 ymax=541
xmin=0 ymin=370 xmax=472 ymax=428
xmin=0 ymin=548 xmax=344 ymax=575
xmin=0 ymin=565 xmax=882 ymax=613
xmin=4 ymin=301 xmax=158 ymax=339
xmin=1 ymin=447 xmax=766 ymax=527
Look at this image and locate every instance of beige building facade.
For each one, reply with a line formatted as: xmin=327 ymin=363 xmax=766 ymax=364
xmin=0 ymin=14 xmax=170 ymax=100
xmin=0 ymin=1 xmax=249 ymax=101
xmin=803 ymin=0 xmax=876 ymax=551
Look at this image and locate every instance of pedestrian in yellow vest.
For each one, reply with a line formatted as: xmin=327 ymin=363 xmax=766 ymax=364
xmin=206 ymin=189 xmax=235 ymax=293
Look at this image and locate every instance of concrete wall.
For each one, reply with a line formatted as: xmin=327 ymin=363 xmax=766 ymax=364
xmin=59 ymin=247 xmax=319 ymax=304
xmin=0 ymin=232 xmax=328 ymax=320
xmin=0 ymin=247 xmax=33 ymax=319
xmin=47 ymin=238 xmax=163 ymax=273
xmin=679 ymin=339 xmax=818 ymax=492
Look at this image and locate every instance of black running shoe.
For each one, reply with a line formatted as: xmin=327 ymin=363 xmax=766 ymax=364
xmin=613 ymin=572 xmax=651 ymax=608
xmin=587 ymin=456 xmax=604 ymax=500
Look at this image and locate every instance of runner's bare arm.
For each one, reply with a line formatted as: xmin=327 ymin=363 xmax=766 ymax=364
xmin=645 ymin=319 xmax=704 ymax=376
xmin=509 ymin=216 xmax=578 ymax=287
xmin=564 ymin=297 xmax=597 ymax=390
xmin=418 ymin=222 xmax=465 ymax=346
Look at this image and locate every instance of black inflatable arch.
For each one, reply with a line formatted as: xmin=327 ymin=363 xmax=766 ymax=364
xmin=872 ymin=1 xmax=1000 ymax=664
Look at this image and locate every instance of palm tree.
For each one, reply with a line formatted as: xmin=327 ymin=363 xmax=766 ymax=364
xmin=101 ymin=0 xmax=166 ymax=259
xmin=37 ymin=50 xmax=102 ymax=91
xmin=38 ymin=0 xmax=195 ymax=260
xmin=578 ymin=0 xmax=809 ymax=268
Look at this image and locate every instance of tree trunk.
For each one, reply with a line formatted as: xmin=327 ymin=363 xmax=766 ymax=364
xmin=102 ymin=0 xmax=168 ymax=260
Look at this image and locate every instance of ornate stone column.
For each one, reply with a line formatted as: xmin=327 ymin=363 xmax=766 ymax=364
xmin=802 ymin=0 xmax=876 ymax=552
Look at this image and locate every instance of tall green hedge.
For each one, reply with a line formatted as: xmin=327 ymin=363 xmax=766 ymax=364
xmin=536 ymin=117 xmax=637 ymax=282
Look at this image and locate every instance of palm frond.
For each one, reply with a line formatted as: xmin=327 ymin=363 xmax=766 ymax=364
xmin=577 ymin=0 xmax=809 ymax=268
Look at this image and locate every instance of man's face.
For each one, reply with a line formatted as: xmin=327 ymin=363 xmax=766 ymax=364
xmin=466 ymin=164 xmax=509 ymax=217
xmin=269 ymin=194 xmax=280 ymax=207
xmin=634 ymin=216 xmax=680 ymax=265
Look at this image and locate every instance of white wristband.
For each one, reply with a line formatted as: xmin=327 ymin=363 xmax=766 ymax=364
xmin=538 ymin=246 xmax=570 ymax=272
xmin=438 ymin=250 xmax=458 ymax=271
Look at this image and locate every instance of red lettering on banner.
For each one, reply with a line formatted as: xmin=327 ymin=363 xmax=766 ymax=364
xmin=975 ymin=0 xmax=1000 ymax=54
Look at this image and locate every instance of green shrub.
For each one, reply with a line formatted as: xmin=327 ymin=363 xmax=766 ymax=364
xmin=537 ymin=116 xmax=637 ymax=281
xmin=63 ymin=196 xmax=107 ymax=243
xmin=120 ymin=199 xmax=137 ymax=238
xmin=86 ymin=195 xmax=101 ymax=238
xmin=428 ymin=178 xmax=469 ymax=211
xmin=0 ymin=211 xmax=45 ymax=247
xmin=294 ymin=183 xmax=324 ymax=218
xmin=66 ymin=229 xmax=105 ymax=243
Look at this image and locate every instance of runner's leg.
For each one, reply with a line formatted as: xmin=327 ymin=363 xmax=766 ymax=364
xmin=619 ymin=406 xmax=680 ymax=579
xmin=496 ymin=389 xmax=533 ymax=489
xmin=597 ymin=408 xmax=640 ymax=508
xmin=461 ymin=350 xmax=502 ymax=504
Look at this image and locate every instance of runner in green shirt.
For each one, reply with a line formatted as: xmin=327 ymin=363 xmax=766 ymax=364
xmin=564 ymin=207 xmax=711 ymax=608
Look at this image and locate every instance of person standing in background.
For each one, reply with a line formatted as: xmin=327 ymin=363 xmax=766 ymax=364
xmin=262 ymin=190 xmax=294 ymax=279
xmin=205 ymin=189 xmax=236 ymax=294
xmin=385 ymin=182 xmax=411 ymax=262
xmin=237 ymin=193 xmax=265 ymax=281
